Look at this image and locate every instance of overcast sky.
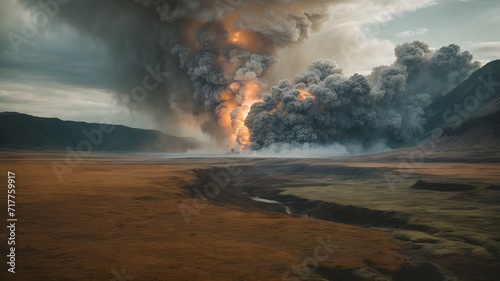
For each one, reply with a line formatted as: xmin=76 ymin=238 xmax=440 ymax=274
xmin=0 ymin=0 xmax=499 ymax=137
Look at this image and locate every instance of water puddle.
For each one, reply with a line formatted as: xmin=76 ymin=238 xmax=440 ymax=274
xmin=250 ymin=196 xmax=281 ymax=204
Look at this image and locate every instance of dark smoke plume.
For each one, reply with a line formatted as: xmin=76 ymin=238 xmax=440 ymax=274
xmin=245 ymin=41 xmax=480 ymax=150
xmin=17 ymin=1 xmax=481 ymax=151
xmin=18 ymin=0 xmax=336 ymax=145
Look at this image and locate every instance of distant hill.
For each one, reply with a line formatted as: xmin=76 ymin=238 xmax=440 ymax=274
xmin=420 ymin=59 xmax=500 ymax=149
xmin=0 ymin=112 xmax=201 ymax=152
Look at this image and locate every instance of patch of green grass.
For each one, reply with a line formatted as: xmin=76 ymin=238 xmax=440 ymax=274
xmin=279 ymin=166 xmax=500 ymax=263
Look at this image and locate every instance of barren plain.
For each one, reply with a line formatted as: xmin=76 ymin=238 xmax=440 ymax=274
xmin=0 ymin=151 xmax=499 ymax=280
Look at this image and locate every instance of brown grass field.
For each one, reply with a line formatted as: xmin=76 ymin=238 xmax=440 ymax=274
xmin=0 ymin=152 xmax=409 ymax=281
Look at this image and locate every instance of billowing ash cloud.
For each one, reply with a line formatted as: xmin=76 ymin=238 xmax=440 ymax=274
xmin=18 ymin=0 xmax=336 ymax=145
xmin=16 ymin=1 xmax=481 ymax=151
xmin=245 ymin=41 xmax=481 ymax=150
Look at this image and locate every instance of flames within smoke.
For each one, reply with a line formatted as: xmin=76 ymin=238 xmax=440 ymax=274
xmin=17 ymin=0 xmax=481 ymax=151
xmin=163 ymin=0 xmax=332 ymax=149
xmin=18 ymin=0 xmax=333 ymax=148
xmin=172 ymin=19 xmax=275 ymax=149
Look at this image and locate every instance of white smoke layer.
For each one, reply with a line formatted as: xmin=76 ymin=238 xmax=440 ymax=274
xmin=246 ymin=141 xmax=390 ymax=158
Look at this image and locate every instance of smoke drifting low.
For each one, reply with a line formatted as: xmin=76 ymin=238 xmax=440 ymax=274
xmin=17 ymin=0 xmax=481 ymax=151
xmin=245 ymin=41 xmax=480 ymax=150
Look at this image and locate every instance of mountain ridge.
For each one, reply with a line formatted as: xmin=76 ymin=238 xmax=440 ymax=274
xmin=417 ymin=59 xmax=500 ymax=149
xmin=0 ymin=112 xmax=201 ymax=153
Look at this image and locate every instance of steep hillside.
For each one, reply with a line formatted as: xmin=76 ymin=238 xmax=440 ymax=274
xmin=0 ymin=112 xmax=201 ymax=152
xmin=419 ymin=60 xmax=500 ymax=148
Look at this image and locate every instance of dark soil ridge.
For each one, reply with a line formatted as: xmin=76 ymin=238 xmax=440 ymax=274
xmin=183 ymin=168 xmax=286 ymax=213
xmin=486 ymin=184 xmax=500 ymax=190
xmin=188 ymin=168 xmax=438 ymax=233
xmin=263 ymin=192 xmax=437 ymax=233
xmin=410 ymin=180 xmax=478 ymax=191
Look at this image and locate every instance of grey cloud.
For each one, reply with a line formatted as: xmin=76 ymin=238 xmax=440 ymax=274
xmin=7 ymin=1 xmax=486 ymax=151
xmin=15 ymin=0 xmax=340 ymax=143
xmin=0 ymin=34 xmax=111 ymax=90
xmin=245 ymin=41 xmax=480 ymax=150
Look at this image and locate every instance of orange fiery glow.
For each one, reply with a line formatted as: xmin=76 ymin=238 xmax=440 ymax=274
xmin=183 ymin=15 xmax=271 ymax=150
xmin=216 ymin=18 xmax=266 ymax=150
xmin=222 ymin=15 xmax=267 ymax=54
xmin=212 ymin=80 xmax=261 ymax=150
xmin=297 ymin=89 xmax=315 ymax=101
xmin=215 ymin=89 xmax=239 ymax=132
xmin=231 ymin=81 xmax=261 ymax=150
xmin=231 ymin=31 xmax=241 ymax=43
